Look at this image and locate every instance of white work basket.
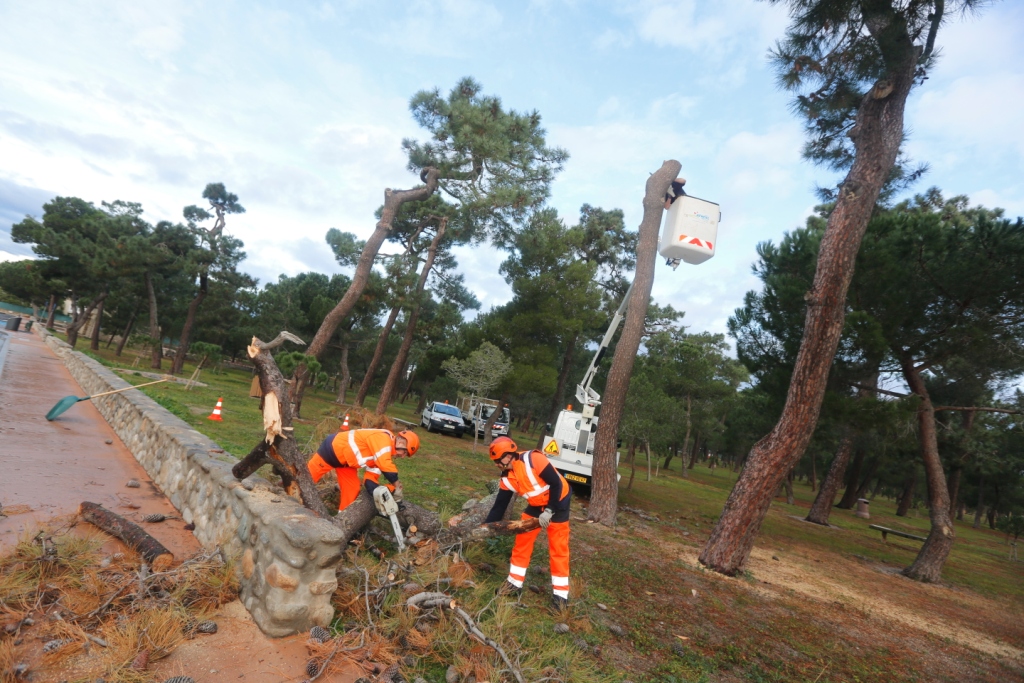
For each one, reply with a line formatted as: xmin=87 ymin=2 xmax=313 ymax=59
xmin=658 ymin=194 xmax=721 ymax=265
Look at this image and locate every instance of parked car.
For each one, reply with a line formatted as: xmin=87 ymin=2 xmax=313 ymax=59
xmin=471 ymin=405 xmax=511 ymax=439
xmin=420 ymin=402 xmax=466 ymax=437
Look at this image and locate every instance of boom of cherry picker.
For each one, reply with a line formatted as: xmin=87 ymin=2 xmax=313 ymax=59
xmin=542 ymin=184 xmax=721 ymax=487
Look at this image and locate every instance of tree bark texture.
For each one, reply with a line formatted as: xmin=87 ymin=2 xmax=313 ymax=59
xmin=806 ymin=432 xmax=854 ymax=525
xmin=89 ymin=296 xmax=105 ymax=351
xmin=146 ymin=271 xmax=162 ymax=370
xmin=896 ymin=468 xmax=917 ymax=517
xmin=538 ymin=334 xmax=578 ymax=449
xmin=356 ymin=304 xmax=402 ymax=406
xmin=172 ymin=272 xmax=208 ymax=375
xmin=336 ymin=343 xmax=351 ymax=404
xmin=836 ymin=446 xmax=866 ymax=509
xmin=698 ymin=35 xmax=919 ymax=575
xmin=901 ymin=359 xmax=955 ymax=582
xmin=79 ymin=502 xmax=173 ymax=571
xmin=589 ymin=161 xmax=681 ymax=525
xmin=376 ymin=219 xmax=446 ymax=415
xmin=115 ymin=309 xmax=136 ymax=357
xmin=304 ymin=168 xmax=441 ymax=413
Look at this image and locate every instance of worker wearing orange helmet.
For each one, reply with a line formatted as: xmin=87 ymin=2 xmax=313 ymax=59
xmin=307 ymin=428 xmax=420 ymax=512
xmin=484 ymin=436 xmax=572 ymax=610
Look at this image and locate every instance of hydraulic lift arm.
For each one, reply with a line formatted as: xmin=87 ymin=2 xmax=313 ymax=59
xmin=574 ymin=280 xmax=634 ymax=409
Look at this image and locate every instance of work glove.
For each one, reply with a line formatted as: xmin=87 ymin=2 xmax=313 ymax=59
xmin=538 ymin=508 xmax=554 ymax=529
xmin=392 ymin=482 xmax=404 ymax=502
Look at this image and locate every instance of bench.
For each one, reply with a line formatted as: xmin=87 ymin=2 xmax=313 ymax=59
xmin=869 ymin=524 xmax=927 ymax=543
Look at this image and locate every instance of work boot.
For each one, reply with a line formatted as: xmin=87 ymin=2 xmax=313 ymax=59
xmin=551 ymin=595 xmax=569 ymax=612
xmin=496 ymin=581 xmax=522 ymax=598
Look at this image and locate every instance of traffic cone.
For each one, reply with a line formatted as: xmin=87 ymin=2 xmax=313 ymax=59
xmin=341 ymin=413 xmax=350 ymax=431
xmin=208 ymin=398 xmax=224 ymax=422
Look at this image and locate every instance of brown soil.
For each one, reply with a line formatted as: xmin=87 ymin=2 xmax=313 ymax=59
xmin=0 ymin=330 xmax=354 ymax=682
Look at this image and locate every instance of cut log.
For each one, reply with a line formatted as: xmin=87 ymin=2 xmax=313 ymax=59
xmin=79 ymin=502 xmax=173 ymax=570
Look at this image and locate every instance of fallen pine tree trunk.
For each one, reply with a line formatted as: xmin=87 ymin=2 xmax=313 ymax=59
xmin=79 ymin=502 xmax=173 ymax=570
xmin=239 ymin=332 xmax=442 ymax=547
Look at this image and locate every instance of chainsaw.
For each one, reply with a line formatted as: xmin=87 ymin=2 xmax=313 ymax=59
xmin=372 ymin=486 xmax=406 ymax=552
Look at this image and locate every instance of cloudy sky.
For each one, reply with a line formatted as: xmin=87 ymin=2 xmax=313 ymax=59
xmin=1 ymin=0 xmax=1021 ymax=341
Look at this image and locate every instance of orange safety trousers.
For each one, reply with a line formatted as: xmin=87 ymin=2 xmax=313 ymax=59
xmin=307 ymin=453 xmax=362 ymax=512
xmin=506 ymin=513 xmax=570 ymax=599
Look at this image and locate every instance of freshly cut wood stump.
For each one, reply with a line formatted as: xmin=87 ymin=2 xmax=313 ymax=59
xmin=79 ymin=502 xmax=174 ymax=570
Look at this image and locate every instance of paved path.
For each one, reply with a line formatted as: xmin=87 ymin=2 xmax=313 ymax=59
xmin=0 ymin=329 xmax=329 ymax=683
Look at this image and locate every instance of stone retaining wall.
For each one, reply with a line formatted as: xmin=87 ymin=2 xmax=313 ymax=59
xmin=40 ymin=330 xmax=342 ymax=637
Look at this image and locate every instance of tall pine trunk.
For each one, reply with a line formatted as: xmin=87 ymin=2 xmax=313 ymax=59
xmin=45 ymin=294 xmax=57 ymax=329
xmin=972 ymin=476 xmax=985 ymax=529
xmin=67 ymin=292 xmax=107 ymax=349
xmin=89 ymin=296 xmax=105 ymax=351
xmin=901 ymin=359 xmax=954 ymax=582
xmin=146 ymin=271 xmax=162 ymax=369
xmin=806 ymin=431 xmax=855 ymax=526
xmin=356 ymin=304 xmax=401 ymax=406
xmin=297 ymin=170 xmax=439 ymax=403
xmin=376 ymin=219 xmax=446 ymax=415
xmin=698 ymin=34 xmax=919 ymax=575
xmin=589 ymin=161 xmax=681 ymax=525
xmin=115 ymin=310 xmax=136 ymax=357
xmin=836 ymin=446 xmax=866 ymax=509
xmin=172 ymin=272 xmax=208 ymax=375
xmin=896 ymin=468 xmax=917 ymax=517
xmin=336 ymin=343 xmax=351 ymax=404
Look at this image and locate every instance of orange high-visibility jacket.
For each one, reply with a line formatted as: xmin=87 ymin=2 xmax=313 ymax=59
xmin=499 ymin=450 xmax=569 ymax=510
xmin=315 ymin=429 xmax=399 ymax=485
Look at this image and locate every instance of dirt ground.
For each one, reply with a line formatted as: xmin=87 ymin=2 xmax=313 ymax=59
xmin=0 ymin=329 xmax=348 ymax=683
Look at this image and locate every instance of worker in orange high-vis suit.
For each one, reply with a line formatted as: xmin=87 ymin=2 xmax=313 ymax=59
xmin=484 ymin=436 xmax=572 ymax=610
xmin=306 ymin=428 xmax=420 ymax=512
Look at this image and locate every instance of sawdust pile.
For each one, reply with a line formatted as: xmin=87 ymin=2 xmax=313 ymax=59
xmin=0 ymin=522 xmax=236 ymax=683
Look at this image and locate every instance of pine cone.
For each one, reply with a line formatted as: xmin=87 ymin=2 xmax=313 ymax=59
xmin=125 ymin=480 xmax=141 ymax=488
xmin=42 ymin=639 xmax=71 ymax=653
xmin=196 ymin=621 xmax=217 ymax=634
xmin=309 ymin=625 xmax=331 ymax=643
xmin=379 ymin=663 xmax=400 ymax=682
xmin=162 ymin=677 xmax=196 ymax=683
xmin=142 ymin=514 xmax=166 ymax=523
xmin=306 ymin=659 xmax=320 ymax=677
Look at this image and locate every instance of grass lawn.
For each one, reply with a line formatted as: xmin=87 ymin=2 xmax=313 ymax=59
xmin=69 ymin=339 xmax=1024 ymax=682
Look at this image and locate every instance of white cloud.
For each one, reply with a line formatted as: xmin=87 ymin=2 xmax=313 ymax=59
xmin=0 ymin=250 xmax=32 ymax=263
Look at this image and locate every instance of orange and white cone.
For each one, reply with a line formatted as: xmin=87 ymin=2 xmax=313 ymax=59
xmin=341 ymin=413 xmax=350 ymax=431
xmin=208 ymin=398 xmax=224 ymax=422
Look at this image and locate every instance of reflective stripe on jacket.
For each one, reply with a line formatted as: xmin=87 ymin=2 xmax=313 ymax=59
xmin=316 ymin=429 xmax=398 ymax=476
xmin=499 ymin=450 xmax=569 ymax=509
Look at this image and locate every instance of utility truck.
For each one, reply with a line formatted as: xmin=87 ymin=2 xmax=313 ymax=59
xmin=455 ymin=396 xmax=511 ymax=439
xmin=541 ymin=186 xmax=720 ymax=487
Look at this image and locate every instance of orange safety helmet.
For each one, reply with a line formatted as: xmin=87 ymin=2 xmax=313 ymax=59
xmin=396 ymin=430 xmax=420 ymax=456
xmin=488 ymin=436 xmax=518 ymax=461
